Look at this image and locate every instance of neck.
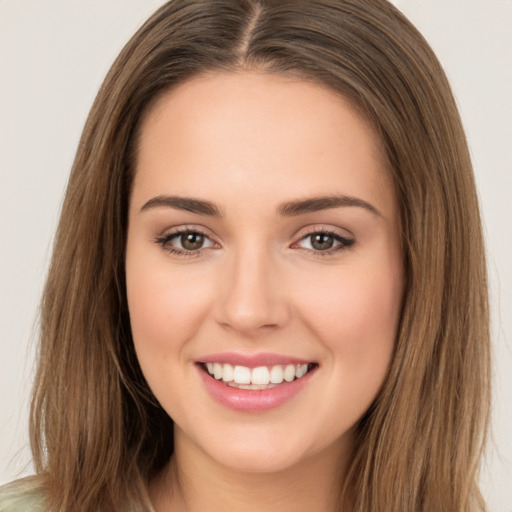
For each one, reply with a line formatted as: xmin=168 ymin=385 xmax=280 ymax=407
xmin=150 ymin=428 xmax=354 ymax=512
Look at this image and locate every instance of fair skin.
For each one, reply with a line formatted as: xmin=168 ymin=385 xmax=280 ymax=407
xmin=125 ymin=71 xmax=404 ymax=512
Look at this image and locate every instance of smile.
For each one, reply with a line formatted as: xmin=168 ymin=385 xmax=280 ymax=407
xmin=204 ymin=362 xmax=311 ymax=389
xmin=196 ymin=356 xmax=318 ymax=412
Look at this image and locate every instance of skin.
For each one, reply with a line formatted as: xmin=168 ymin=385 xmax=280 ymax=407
xmin=125 ymin=71 xmax=405 ymax=511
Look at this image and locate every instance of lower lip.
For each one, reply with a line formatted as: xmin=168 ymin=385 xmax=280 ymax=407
xmin=197 ymin=365 xmax=316 ymax=412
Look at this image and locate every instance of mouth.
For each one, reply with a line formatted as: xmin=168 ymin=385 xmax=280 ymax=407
xmin=199 ymin=362 xmax=317 ymax=390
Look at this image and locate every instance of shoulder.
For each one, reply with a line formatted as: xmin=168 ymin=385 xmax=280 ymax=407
xmin=0 ymin=477 xmax=46 ymax=512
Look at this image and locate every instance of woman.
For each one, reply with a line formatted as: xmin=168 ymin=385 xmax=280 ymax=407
xmin=0 ymin=0 xmax=490 ymax=511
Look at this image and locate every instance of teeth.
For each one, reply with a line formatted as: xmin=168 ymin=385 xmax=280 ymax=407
xmin=204 ymin=362 xmax=311 ymax=386
xmin=284 ymin=364 xmax=295 ymax=382
xmin=213 ymin=363 xmax=223 ymax=380
xmin=222 ymin=363 xmax=234 ymax=382
xmin=252 ymin=366 xmax=270 ymax=385
xmin=233 ymin=365 xmax=251 ymax=384
xmin=296 ymin=363 xmax=308 ymax=378
xmin=269 ymin=365 xmax=284 ymax=384
xmin=228 ymin=383 xmax=278 ymax=390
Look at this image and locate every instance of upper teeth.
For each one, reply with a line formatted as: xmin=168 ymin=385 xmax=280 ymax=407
xmin=205 ymin=363 xmax=309 ymax=386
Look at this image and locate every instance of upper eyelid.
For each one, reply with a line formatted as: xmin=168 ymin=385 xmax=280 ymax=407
xmin=293 ymin=231 xmax=354 ymax=248
xmin=155 ymin=228 xmax=218 ymax=257
xmin=293 ymin=224 xmax=354 ymax=241
xmin=154 ymin=224 xmax=354 ymax=247
xmin=154 ymin=226 xmax=218 ymax=251
xmin=158 ymin=225 xmax=216 ymax=240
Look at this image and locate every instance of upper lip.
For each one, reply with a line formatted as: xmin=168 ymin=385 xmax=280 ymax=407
xmin=197 ymin=352 xmax=315 ymax=367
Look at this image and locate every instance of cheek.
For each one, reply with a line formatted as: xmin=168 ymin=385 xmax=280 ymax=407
xmin=298 ymin=253 xmax=403 ymax=386
xmin=301 ymin=264 xmax=402 ymax=342
xmin=295 ymin=264 xmax=403 ymax=432
xmin=125 ymin=256 xmax=214 ymax=365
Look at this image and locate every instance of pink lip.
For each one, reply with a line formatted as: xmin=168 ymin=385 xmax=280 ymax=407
xmin=196 ymin=361 xmax=317 ymax=413
xmin=198 ymin=352 xmax=312 ymax=367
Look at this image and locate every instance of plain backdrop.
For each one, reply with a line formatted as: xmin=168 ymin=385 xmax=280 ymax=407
xmin=1 ymin=1 xmax=511 ymax=510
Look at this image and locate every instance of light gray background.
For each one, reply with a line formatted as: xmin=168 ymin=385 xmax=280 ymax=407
xmin=1 ymin=1 xmax=511 ymax=510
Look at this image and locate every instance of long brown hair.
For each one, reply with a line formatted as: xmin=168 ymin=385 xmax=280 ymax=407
xmin=29 ymin=1 xmax=490 ymax=510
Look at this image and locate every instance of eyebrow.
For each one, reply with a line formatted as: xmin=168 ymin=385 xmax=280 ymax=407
xmin=278 ymin=195 xmax=382 ymax=218
xmin=140 ymin=195 xmax=222 ymax=216
xmin=139 ymin=194 xmax=382 ymax=218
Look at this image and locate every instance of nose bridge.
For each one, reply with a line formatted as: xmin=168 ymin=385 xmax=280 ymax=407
xmin=215 ymin=241 xmax=288 ymax=335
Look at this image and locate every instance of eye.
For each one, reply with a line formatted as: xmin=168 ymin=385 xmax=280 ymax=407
xmin=175 ymin=232 xmax=210 ymax=251
xmin=294 ymin=230 xmax=355 ymax=254
xmin=155 ymin=229 xmax=217 ymax=255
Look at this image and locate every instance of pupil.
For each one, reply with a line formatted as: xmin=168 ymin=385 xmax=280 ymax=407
xmin=311 ymin=234 xmax=334 ymax=251
xmin=181 ymin=233 xmax=204 ymax=250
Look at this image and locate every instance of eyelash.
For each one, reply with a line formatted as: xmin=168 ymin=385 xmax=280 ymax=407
xmin=293 ymin=229 xmax=355 ymax=256
xmin=154 ymin=227 xmax=214 ymax=258
xmin=154 ymin=228 xmax=355 ymax=258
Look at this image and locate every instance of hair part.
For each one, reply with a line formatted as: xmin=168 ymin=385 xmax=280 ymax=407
xmin=29 ymin=1 xmax=490 ymax=511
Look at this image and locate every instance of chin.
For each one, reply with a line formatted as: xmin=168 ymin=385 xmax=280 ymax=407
xmin=215 ymin=443 xmax=303 ymax=474
xmin=177 ymin=419 xmax=350 ymax=475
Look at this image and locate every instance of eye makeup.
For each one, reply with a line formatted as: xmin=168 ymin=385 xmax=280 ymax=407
xmin=154 ymin=225 xmax=355 ymax=258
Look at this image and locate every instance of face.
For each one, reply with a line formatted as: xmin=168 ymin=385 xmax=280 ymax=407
xmin=126 ymin=71 xmax=404 ymax=474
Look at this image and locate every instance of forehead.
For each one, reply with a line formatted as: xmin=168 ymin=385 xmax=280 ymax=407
xmin=132 ymin=71 xmax=395 ymax=218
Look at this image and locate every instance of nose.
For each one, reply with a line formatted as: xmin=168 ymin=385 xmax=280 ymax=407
xmin=214 ymin=246 xmax=290 ymax=338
